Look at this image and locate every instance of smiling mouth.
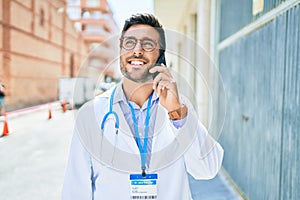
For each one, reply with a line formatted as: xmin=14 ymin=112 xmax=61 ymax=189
xmin=129 ymin=60 xmax=145 ymax=66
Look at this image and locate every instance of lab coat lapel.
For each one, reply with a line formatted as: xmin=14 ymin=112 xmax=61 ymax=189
xmin=150 ymin=104 xmax=177 ymax=170
xmin=152 ymin=104 xmax=176 ymax=150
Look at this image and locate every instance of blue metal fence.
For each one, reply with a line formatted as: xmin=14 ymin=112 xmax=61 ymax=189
xmin=220 ymin=0 xmax=288 ymax=40
xmin=279 ymin=5 xmax=300 ymax=200
xmin=219 ymin=3 xmax=300 ymax=200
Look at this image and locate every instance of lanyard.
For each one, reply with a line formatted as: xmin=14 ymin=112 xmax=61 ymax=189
xmin=127 ymin=93 xmax=153 ymax=177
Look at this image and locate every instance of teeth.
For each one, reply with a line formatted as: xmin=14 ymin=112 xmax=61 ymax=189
xmin=131 ymin=61 xmax=144 ymax=65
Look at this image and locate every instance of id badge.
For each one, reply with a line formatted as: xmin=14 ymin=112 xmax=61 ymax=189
xmin=130 ymin=173 xmax=158 ymax=199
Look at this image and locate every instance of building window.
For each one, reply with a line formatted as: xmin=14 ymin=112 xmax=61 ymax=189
xmin=39 ymin=8 xmax=45 ymax=26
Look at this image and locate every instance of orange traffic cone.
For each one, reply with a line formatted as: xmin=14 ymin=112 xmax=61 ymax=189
xmin=48 ymin=109 xmax=52 ymax=119
xmin=48 ymin=103 xmax=52 ymax=120
xmin=62 ymin=101 xmax=67 ymax=113
xmin=2 ymin=113 xmax=9 ymax=137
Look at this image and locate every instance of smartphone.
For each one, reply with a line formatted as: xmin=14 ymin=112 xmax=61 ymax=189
xmin=152 ymin=53 xmax=167 ymax=79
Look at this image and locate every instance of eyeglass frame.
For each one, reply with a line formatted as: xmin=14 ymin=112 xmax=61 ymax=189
xmin=120 ymin=36 xmax=160 ymax=52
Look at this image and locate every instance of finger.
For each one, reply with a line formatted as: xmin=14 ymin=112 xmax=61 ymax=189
xmin=157 ymin=80 xmax=172 ymax=93
xmin=154 ymin=80 xmax=167 ymax=95
xmin=149 ymin=65 xmax=172 ymax=77
xmin=152 ymin=68 xmax=173 ymax=88
xmin=153 ymin=72 xmax=173 ymax=82
xmin=153 ymin=73 xmax=173 ymax=89
xmin=160 ymin=80 xmax=179 ymax=99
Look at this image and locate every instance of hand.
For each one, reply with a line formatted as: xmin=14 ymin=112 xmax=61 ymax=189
xmin=149 ymin=64 xmax=182 ymax=112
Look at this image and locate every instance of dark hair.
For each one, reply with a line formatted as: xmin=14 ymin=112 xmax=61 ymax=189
xmin=121 ymin=13 xmax=166 ymax=52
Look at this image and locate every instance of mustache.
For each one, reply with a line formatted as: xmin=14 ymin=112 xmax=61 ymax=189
xmin=126 ymin=55 xmax=150 ymax=62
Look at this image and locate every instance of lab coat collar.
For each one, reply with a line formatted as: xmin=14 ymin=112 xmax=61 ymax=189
xmin=109 ymin=82 xmax=159 ymax=107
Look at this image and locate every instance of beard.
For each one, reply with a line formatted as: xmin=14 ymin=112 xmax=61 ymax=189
xmin=121 ymin=65 xmax=153 ymax=83
xmin=120 ymin=51 xmax=159 ymax=83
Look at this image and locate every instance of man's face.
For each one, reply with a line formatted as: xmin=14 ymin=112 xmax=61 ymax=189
xmin=120 ymin=24 xmax=160 ymax=83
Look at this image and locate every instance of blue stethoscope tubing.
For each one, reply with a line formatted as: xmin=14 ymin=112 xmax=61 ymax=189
xmin=100 ymin=87 xmax=119 ymax=133
xmin=100 ymin=86 xmax=153 ymax=176
xmin=100 ymin=87 xmax=119 ymax=165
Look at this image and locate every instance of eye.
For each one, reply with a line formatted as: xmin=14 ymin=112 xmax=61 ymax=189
xmin=142 ymin=40 xmax=156 ymax=51
xmin=123 ymin=38 xmax=136 ymax=49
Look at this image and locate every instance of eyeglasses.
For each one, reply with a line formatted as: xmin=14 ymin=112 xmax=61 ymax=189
xmin=121 ymin=37 xmax=158 ymax=52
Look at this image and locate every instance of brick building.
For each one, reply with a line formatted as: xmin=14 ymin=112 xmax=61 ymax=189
xmin=0 ymin=0 xmax=118 ymax=110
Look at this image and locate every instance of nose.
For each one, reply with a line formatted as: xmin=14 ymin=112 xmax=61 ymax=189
xmin=133 ymin=41 xmax=143 ymax=57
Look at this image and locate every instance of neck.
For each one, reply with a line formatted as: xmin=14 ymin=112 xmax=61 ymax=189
xmin=122 ymin=78 xmax=153 ymax=108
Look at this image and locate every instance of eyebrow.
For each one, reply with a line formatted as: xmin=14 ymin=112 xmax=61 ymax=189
xmin=123 ymin=36 xmax=156 ymax=41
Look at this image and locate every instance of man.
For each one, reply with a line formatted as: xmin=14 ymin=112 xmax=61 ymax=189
xmin=62 ymin=13 xmax=223 ymax=199
xmin=0 ymin=84 xmax=5 ymax=116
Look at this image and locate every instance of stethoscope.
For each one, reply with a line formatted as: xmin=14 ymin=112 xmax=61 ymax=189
xmin=100 ymin=86 xmax=153 ymax=177
xmin=100 ymin=87 xmax=119 ymax=135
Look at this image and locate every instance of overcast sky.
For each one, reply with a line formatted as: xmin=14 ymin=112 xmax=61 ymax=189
xmin=108 ymin=0 xmax=154 ymax=28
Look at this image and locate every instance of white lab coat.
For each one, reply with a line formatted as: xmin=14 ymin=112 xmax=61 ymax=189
xmin=62 ymin=87 xmax=224 ymax=200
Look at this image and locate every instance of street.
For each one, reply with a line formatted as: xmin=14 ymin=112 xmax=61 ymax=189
xmin=0 ymin=108 xmax=75 ymax=200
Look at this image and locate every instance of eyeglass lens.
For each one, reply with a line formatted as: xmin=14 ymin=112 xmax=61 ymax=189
xmin=122 ymin=37 xmax=157 ymax=52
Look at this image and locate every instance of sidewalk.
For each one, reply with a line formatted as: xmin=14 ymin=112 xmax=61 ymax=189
xmin=5 ymin=101 xmax=61 ymax=119
xmin=0 ymin=105 xmax=74 ymax=200
xmin=189 ymin=169 xmax=244 ymax=200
